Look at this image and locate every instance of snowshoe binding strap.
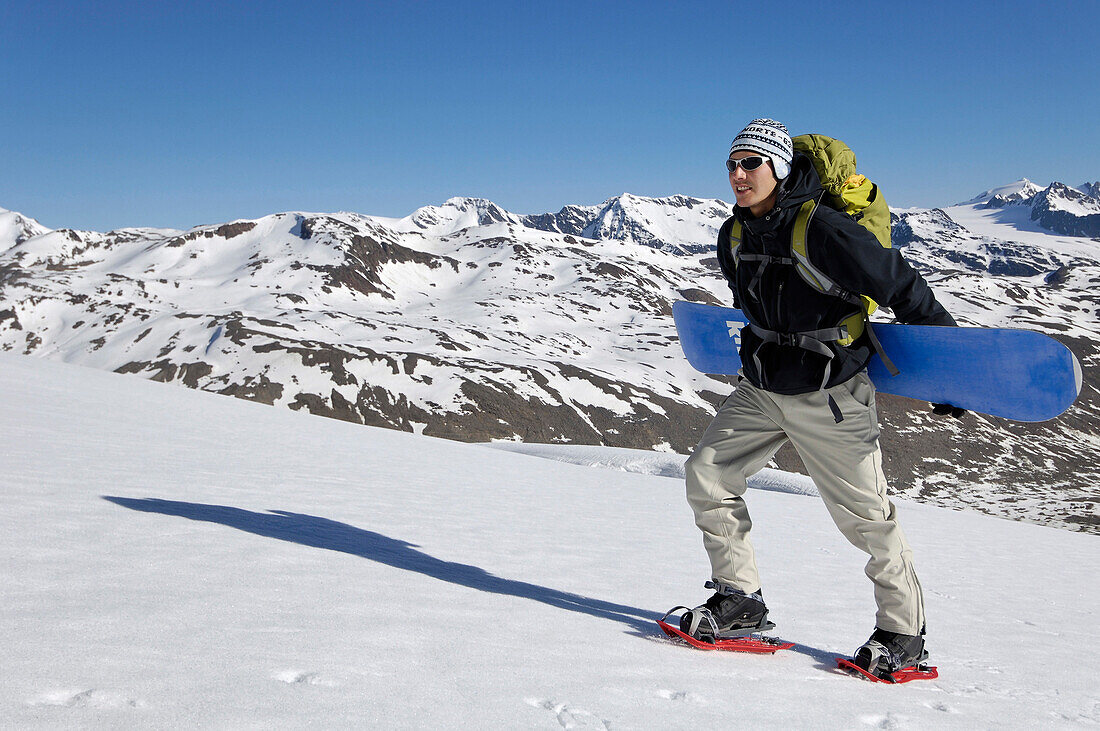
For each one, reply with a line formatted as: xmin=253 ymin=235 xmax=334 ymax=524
xmin=703 ymin=579 xmax=761 ymax=598
xmin=658 ymin=605 xmax=720 ymax=639
xmin=853 ymin=639 xmax=891 ymax=673
xmin=837 ymin=656 xmax=939 ymax=684
xmin=658 ymin=605 xmax=775 ymax=640
xmin=840 ymin=638 xmax=936 ymax=683
xmin=678 ymin=606 xmax=723 ymax=640
xmin=667 ymin=601 xmax=775 ymax=641
xmin=656 ymin=607 xmax=791 ymax=653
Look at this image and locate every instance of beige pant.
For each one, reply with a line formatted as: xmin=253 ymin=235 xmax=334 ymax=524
xmin=685 ymin=372 xmax=925 ymax=635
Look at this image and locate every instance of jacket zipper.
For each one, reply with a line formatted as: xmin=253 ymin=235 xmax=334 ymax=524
xmin=774 ymin=281 xmax=784 ymax=331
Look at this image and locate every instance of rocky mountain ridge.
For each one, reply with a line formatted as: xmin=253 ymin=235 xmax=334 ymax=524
xmin=0 ymin=186 xmax=1096 ymax=533
xmin=974 ymin=179 xmax=1100 ymax=238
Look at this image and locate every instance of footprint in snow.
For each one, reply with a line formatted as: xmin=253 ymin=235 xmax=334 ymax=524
xmin=525 ymin=697 xmax=611 ymax=729
xmin=29 ymin=688 xmax=142 ymax=709
xmin=860 ymin=711 xmax=907 ymax=729
xmin=274 ymin=670 xmax=338 ymax=687
xmin=657 ymin=689 xmax=705 ymax=703
xmin=1013 ymin=619 xmax=1062 ymax=636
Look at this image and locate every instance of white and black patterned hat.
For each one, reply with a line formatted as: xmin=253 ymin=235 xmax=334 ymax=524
xmin=729 ymin=118 xmax=794 ymax=179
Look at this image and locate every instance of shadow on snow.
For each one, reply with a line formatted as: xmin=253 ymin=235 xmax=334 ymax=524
xmin=102 ymin=496 xmax=661 ymax=636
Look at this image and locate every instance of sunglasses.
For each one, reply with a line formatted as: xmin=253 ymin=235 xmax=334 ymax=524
xmin=726 ymin=155 xmax=769 ymax=173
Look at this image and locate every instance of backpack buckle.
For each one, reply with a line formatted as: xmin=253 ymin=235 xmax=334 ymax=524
xmin=776 ymin=332 xmax=799 ymax=347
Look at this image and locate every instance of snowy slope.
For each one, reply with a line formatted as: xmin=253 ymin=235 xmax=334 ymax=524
xmin=0 ymin=201 xmax=731 ymax=455
xmin=3 ymin=353 xmax=1098 ymax=728
xmin=954 ymin=179 xmax=1100 ymax=238
xmin=0 ymin=188 xmax=1098 ymax=534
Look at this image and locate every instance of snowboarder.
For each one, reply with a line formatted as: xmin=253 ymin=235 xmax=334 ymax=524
xmin=677 ymin=118 xmax=959 ymax=680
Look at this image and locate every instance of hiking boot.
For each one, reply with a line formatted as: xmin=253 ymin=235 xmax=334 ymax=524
xmin=679 ymin=582 xmax=769 ymax=641
xmin=852 ymin=627 xmax=928 ymax=675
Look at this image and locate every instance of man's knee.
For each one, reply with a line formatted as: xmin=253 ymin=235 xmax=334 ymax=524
xmin=685 ymin=446 xmax=710 ymax=480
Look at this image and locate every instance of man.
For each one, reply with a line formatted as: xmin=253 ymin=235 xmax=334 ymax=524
xmin=678 ymin=118 xmax=958 ymax=678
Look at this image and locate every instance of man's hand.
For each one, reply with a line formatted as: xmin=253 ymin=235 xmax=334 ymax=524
xmin=931 ymin=403 xmax=967 ymax=419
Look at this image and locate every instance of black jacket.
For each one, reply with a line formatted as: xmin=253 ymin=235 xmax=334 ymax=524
xmin=717 ymin=153 xmax=955 ymax=394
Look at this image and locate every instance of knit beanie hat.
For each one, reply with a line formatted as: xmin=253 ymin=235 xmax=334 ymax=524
xmin=729 ymin=118 xmax=794 ymax=180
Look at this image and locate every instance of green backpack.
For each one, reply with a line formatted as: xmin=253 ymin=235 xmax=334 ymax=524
xmin=727 ymin=133 xmax=899 ymax=380
xmin=790 ymin=133 xmax=891 ymax=345
xmin=793 ymin=133 xmax=891 ymax=250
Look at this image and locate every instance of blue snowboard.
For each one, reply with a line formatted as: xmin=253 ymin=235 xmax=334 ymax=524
xmin=672 ymin=300 xmax=1082 ymax=422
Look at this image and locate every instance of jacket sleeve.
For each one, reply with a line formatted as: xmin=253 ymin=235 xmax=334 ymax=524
xmin=809 ymin=210 xmax=956 ymax=327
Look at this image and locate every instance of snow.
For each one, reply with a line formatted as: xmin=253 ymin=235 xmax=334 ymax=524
xmin=944 ymin=202 xmax=1099 ymax=258
xmin=0 ymin=209 xmax=50 ymax=249
xmin=1 ymin=188 xmax=1098 ymax=536
xmin=1045 ymin=192 xmax=1100 ymax=217
xmin=960 ymin=179 xmax=1044 ymax=205
xmin=380 ymin=198 xmax=526 ymax=237
xmin=3 ymin=352 xmax=1098 ymax=728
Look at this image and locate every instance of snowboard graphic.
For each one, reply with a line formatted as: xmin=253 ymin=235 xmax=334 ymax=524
xmin=672 ymin=300 xmax=1082 ymax=422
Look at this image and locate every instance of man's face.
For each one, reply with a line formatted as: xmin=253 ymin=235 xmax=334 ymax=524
xmin=728 ymin=151 xmax=779 ymax=216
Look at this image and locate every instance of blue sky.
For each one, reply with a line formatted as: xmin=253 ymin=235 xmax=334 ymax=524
xmin=3 ymin=0 xmax=1097 ymax=231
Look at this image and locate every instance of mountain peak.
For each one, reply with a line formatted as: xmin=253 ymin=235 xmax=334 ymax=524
xmin=1030 ymin=182 xmax=1100 ymax=236
xmin=516 ymin=193 xmax=732 ymax=255
xmin=1078 ymin=181 xmax=1100 ymax=198
xmin=395 ymin=197 xmax=523 ymax=236
xmin=963 ymin=179 xmax=1044 ymax=207
xmin=0 ymin=208 xmax=52 ymax=250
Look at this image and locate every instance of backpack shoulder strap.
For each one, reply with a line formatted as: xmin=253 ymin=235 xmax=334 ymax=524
xmin=789 ymin=198 xmax=867 ymax=347
xmin=790 ymin=198 xmax=854 ymax=302
xmin=787 ymin=199 xmax=900 ymax=374
xmin=728 ymin=218 xmax=743 ymax=260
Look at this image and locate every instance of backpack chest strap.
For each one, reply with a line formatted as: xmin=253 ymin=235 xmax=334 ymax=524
xmin=748 ymin=324 xmax=848 ymax=361
xmin=737 ymin=252 xmax=795 ymax=299
xmin=748 ymin=323 xmax=849 ymax=392
xmin=748 ymin=323 xmax=851 ymax=423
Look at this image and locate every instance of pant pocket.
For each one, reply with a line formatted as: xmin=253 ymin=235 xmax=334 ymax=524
xmin=834 ymin=372 xmax=879 ymax=443
xmin=847 ymin=371 xmax=876 ymax=409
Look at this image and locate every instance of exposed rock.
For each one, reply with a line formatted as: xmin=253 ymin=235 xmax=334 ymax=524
xmin=1030 ymin=183 xmax=1100 ymax=238
xmin=0 ymin=194 xmax=1096 ymax=535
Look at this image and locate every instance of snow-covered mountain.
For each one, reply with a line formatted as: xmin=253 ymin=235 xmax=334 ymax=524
xmin=4 ymin=351 xmax=1098 ymax=727
xmin=1080 ymin=181 xmax=1100 ymax=199
xmin=963 ymin=179 xmax=1047 ymax=207
xmin=0 ymin=197 xmax=732 ymax=457
xmin=0 ymin=184 xmax=1097 ymax=534
xmin=0 ymin=207 xmax=51 ymax=245
xmin=960 ymin=178 xmax=1100 ymax=238
xmin=520 ymin=193 xmax=733 ymax=255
